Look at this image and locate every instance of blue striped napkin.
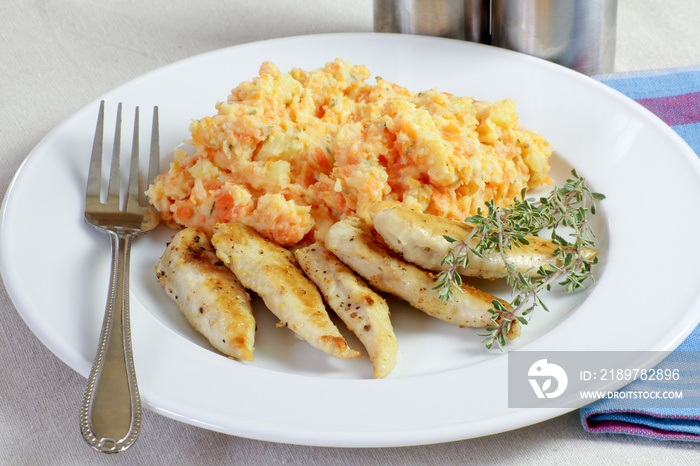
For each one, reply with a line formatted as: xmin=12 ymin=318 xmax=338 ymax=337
xmin=579 ymin=66 xmax=700 ymax=441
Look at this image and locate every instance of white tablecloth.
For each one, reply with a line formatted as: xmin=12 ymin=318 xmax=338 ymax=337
xmin=2 ymin=1 xmax=699 ymax=463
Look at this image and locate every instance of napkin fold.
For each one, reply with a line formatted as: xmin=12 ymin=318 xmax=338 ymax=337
xmin=579 ymin=66 xmax=700 ymax=441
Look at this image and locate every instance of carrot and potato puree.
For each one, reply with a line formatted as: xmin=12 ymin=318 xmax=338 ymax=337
xmin=146 ymin=58 xmax=552 ymax=246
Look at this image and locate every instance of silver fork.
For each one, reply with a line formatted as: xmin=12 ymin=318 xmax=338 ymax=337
xmin=80 ymin=101 xmax=160 ymax=453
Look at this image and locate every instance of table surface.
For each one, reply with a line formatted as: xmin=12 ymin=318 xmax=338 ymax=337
xmin=2 ymin=1 xmax=699 ymax=464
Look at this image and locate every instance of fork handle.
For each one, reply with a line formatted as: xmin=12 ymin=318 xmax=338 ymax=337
xmin=80 ymin=231 xmax=142 ymax=453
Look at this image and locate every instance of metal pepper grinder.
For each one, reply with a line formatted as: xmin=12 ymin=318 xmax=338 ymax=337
xmin=491 ymin=0 xmax=618 ymax=75
xmin=374 ymin=0 xmax=618 ymax=76
xmin=374 ymin=0 xmax=467 ymax=40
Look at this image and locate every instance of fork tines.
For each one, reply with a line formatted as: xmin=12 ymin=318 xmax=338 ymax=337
xmin=86 ymin=100 xmax=160 ymax=212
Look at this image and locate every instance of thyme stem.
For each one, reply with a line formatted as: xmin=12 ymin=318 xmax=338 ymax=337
xmin=437 ymin=170 xmax=605 ymax=350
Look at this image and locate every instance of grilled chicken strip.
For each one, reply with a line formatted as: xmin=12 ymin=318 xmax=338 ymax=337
xmin=325 ymin=217 xmax=514 ymax=329
xmin=212 ymin=223 xmax=361 ymax=360
xmin=295 ymin=242 xmax=398 ymax=378
xmin=373 ymin=206 xmax=597 ymax=280
xmin=156 ymin=227 xmax=255 ymax=361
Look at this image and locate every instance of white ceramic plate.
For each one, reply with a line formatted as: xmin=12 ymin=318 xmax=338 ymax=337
xmin=3 ymin=33 xmax=700 ymax=447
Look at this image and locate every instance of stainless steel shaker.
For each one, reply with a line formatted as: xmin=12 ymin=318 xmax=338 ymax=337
xmin=374 ymin=0 xmax=467 ymax=40
xmin=491 ymin=0 xmax=618 ymax=75
xmin=373 ymin=0 xmax=618 ymax=76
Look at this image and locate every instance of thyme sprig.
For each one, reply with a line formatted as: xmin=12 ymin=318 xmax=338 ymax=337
xmin=435 ymin=170 xmax=605 ymax=350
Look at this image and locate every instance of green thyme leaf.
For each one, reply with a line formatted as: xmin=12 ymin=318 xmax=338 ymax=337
xmin=435 ymin=169 xmax=604 ymax=350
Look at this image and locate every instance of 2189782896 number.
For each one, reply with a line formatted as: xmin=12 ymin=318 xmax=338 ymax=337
xmin=594 ymin=368 xmax=681 ymax=382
